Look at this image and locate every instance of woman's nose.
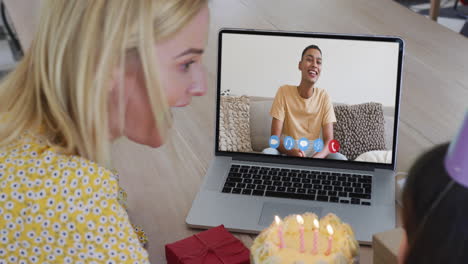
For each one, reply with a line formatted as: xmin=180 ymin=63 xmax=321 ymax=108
xmin=189 ymin=65 xmax=207 ymax=96
xmin=189 ymin=83 xmax=207 ymax=96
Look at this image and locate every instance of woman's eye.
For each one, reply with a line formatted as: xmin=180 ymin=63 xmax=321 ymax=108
xmin=181 ymin=60 xmax=195 ymax=72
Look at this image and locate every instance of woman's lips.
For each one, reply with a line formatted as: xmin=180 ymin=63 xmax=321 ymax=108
xmin=308 ymin=70 xmax=318 ymax=78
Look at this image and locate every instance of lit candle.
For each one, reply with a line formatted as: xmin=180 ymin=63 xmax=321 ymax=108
xmin=296 ymin=215 xmax=305 ymax=253
xmin=312 ymin=218 xmax=319 ymax=255
xmin=275 ymin=215 xmax=285 ymax=249
xmin=325 ymin=224 xmax=334 ymax=256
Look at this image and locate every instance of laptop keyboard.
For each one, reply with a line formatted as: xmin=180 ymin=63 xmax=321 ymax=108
xmin=222 ymin=164 xmax=372 ymax=206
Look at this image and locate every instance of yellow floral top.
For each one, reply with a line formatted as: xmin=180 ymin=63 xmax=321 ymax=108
xmin=0 ymin=129 xmax=150 ymax=263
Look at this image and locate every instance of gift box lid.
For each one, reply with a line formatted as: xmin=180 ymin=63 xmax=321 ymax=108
xmin=165 ymin=225 xmax=250 ymax=264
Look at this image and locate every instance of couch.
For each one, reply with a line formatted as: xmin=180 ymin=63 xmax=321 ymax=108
xmin=248 ymin=96 xmax=395 ymax=161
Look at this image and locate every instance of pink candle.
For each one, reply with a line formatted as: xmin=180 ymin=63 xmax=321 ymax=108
xmin=325 ymin=224 xmax=334 ymax=256
xmin=274 ymin=216 xmax=285 ymax=249
xmin=312 ymin=218 xmax=319 ymax=254
xmin=296 ymin=215 xmax=305 ymax=253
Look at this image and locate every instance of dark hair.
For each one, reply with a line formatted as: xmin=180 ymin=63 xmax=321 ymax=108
xmin=402 ymin=143 xmax=468 ymax=264
xmin=301 ymin=45 xmax=322 ymax=60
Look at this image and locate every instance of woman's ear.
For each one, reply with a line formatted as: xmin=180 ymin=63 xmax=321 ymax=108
xmin=398 ymin=230 xmax=408 ymax=264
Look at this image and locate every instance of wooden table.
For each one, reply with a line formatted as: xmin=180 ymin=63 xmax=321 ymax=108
xmin=112 ymin=1 xmax=468 ymax=263
xmin=5 ymin=0 xmax=468 ymax=263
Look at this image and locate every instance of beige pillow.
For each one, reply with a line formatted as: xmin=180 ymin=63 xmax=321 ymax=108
xmin=219 ymin=96 xmax=253 ymax=152
xmin=249 ymin=99 xmax=274 ymax=152
xmin=355 ymin=150 xmax=392 ymax=164
xmin=334 ymin=102 xmax=386 ymax=160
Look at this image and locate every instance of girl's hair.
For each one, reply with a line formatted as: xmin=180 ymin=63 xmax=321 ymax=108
xmin=0 ymin=0 xmax=207 ymax=167
xmin=402 ymin=143 xmax=468 ymax=263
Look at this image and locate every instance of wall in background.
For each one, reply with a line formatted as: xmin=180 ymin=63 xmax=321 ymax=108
xmin=220 ymin=33 xmax=400 ymax=106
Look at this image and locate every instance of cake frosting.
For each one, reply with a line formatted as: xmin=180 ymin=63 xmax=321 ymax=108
xmin=251 ymin=213 xmax=359 ymax=264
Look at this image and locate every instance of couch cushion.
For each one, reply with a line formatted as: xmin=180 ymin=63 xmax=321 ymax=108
xmin=249 ymin=99 xmax=274 ymax=152
xmin=334 ymin=102 xmax=387 ymax=160
xmin=355 ymin=150 xmax=392 ymax=163
xmin=219 ymin=96 xmax=253 ymax=152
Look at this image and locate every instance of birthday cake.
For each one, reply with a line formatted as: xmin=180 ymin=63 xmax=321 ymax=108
xmin=251 ymin=213 xmax=359 ymax=264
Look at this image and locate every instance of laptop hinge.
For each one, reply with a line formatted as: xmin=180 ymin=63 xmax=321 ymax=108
xmin=232 ymin=156 xmax=374 ymax=172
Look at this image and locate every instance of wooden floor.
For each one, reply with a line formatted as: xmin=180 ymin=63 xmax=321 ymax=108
xmin=5 ymin=0 xmax=467 ymax=263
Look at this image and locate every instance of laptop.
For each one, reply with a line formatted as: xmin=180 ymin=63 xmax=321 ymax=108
xmin=187 ymin=29 xmax=404 ymax=244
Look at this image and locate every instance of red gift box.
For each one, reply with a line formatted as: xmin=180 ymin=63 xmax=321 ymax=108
xmin=165 ymin=225 xmax=250 ymax=264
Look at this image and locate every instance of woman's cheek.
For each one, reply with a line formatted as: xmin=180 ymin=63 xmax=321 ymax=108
xmin=159 ymin=66 xmax=179 ymax=104
xmin=166 ymin=81 xmax=190 ymax=107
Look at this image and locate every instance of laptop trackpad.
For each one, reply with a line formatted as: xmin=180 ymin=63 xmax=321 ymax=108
xmin=258 ymin=202 xmax=323 ymax=226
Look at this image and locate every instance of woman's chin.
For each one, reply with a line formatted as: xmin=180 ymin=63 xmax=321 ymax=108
xmin=143 ymin=141 xmax=163 ymax=148
xmin=144 ymin=137 xmax=164 ymax=148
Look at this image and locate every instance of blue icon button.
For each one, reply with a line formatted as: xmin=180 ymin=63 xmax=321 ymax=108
xmin=313 ymin=138 xmax=324 ymax=153
xmin=284 ymin=136 xmax=295 ymax=150
xmin=269 ymin=135 xmax=280 ymax=149
xmin=298 ymin=138 xmax=309 ymax=151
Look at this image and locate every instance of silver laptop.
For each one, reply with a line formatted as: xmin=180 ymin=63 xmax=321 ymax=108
xmin=187 ymin=29 xmax=404 ymax=244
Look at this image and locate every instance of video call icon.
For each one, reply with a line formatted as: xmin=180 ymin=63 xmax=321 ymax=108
xmin=284 ymin=136 xmax=295 ymax=151
xmin=329 ymin=139 xmax=340 ymax=153
xmin=313 ymin=138 xmax=324 ymax=153
xmin=269 ymin=135 xmax=280 ymax=149
xmin=298 ymin=138 xmax=309 ymax=152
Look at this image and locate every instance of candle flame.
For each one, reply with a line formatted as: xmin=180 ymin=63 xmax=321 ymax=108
xmin=327 ymin=224 xmax=334 ymax=236
xmin=313 ymin=219 xmax=320 ymax=229
xmin=296 ymin=215 xmax=304 ymax=225
xmin=275 ymin=215 xmax=281 ymax=225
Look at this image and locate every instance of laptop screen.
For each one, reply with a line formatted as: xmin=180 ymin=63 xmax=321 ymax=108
xmin=216 ymin=30 xmax=403 ymax=166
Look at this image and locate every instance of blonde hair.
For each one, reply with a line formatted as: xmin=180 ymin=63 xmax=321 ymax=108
xmin=0 ymin=0 xmax=207 ymax=167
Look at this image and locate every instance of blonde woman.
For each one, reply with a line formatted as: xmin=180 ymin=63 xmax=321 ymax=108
xmin=0 ymin=0 xmax=209 ymax=263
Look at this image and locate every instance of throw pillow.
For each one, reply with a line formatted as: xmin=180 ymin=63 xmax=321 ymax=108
xmin=355 ymin=150 xmax=392 ymax=164
xmin=219 ymin=96 xmax=253 ymax=152
xmin=333 ymin=102 xmax=386 ymax=160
